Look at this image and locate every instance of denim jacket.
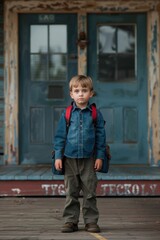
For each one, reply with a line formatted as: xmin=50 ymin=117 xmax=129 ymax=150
xmin=54 ymin=102 xmax=106 ymax=161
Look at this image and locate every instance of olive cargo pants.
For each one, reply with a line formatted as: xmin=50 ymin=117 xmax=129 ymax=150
xmin=63 ymin=157 xmax=99 ymax=224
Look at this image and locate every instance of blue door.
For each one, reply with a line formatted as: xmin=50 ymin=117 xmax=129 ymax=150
xmin=19 ymin=14 xmax=77 ymax=163
xmin=88 ymin=14 xmax=148 ymax=164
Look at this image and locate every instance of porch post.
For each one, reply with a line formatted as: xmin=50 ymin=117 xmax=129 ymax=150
xmin=148 ymin=10 xmax=160 ymax=166
xmin=77 ymin=13 xmax=87 ymax=75
xmin=4 ymin=4 xmax=19 ymax=164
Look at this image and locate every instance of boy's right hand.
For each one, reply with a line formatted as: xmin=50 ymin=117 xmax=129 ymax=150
xmin=55 ymin=159 xmax=63 ymax=171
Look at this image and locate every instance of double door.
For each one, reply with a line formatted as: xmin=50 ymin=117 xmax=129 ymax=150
xmin=19 ymin=13 xmax=147 ymax=164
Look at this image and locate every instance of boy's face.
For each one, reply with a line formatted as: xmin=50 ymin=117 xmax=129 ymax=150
xmin=70 ymin=84 xmax=93 ymax=109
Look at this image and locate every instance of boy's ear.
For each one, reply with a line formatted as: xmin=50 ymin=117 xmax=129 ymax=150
xmin=90 ymin=90 xmax=94 ymax=98
xmin=70 ymin=91 xmax=73 ymax=99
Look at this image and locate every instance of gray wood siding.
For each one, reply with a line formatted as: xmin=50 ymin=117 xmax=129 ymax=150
xmin=0 ymin=0 xmax=4 ymax=163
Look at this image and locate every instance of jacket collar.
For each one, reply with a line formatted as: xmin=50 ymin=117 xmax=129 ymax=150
xmin=72 ymin=101 xmax=92 ymax=112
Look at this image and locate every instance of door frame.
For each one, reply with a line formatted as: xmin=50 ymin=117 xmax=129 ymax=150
xmin=4 ymin=0 xmax=160 ymax=166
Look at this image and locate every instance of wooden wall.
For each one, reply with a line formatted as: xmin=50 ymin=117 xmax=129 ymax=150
xmin=148 ymin=11 xmax=160 ymax=166
xmin=0 ymin=0 xmax=4 ymax=164
xmin=2 ymin=0 xmax=160 ymax=166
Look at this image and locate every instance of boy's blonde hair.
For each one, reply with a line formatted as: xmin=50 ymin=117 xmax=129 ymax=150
xmin=69 ymin=75 xmax=94 ymax=92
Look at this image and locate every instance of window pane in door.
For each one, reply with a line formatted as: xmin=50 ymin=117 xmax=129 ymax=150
xmin=30 ymin=25 xmax=47 ymax=53
xmin=117 ymin=26 xmax=135 ymax=53
xmin=98 ymin=26 xmax=116 ymax=54
xmin=97 ymin=24 xmax=136 ymax=82
xmin=31 ymin=54 xmax=48 ymax=81
xmin=49 ymin=25 xmax=67 ymax=53
xmin=98 ymin=54 xmax=116 ymax=82
xmin=30 ymin=24 xmax=67 ymax=82
xmin=49 ymin=54 xmax=67 ymax=81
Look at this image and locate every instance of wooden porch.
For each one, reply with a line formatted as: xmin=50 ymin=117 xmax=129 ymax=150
xmin=0 ymin=197 xmax=160 ymax=240
xmin=0 ymin=165 xmax=160 ymax=196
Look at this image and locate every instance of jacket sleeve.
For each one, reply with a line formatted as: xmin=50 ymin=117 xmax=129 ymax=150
xmin=53 ymin=110 xmax=67 ymax=160
xmin=95 ymin=110 xmax=106 ymax=160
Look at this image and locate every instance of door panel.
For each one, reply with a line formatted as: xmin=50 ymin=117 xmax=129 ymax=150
xmin=19 ymin=14 xmax=77 ymax=164
xmin=88 ymin=14 xmax=148 ymax=164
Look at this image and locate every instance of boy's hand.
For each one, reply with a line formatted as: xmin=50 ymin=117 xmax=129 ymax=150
xmin=55 ymin=159 xmax=63 ymax=171
xmin=94 ymin=159 xmax=103 ymax=171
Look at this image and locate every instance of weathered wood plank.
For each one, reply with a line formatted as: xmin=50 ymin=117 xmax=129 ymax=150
xmin=0 ymin=0 xmax=4 ymax=161
xmin=5 ymin=0 xmax=160 ymax=13
xmin=148 ymin=11 xmax=160 ymax=166
xmin=1 ymin=165 xmax=160 ymax=196
xmin=0 ymin=197 xmax=159 ymax=239
xmin=1 ymin=165 xmax=160 ymax=180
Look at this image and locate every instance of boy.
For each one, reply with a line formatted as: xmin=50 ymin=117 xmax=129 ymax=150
xmin=54 ymin=75 xmax=106 ymax=233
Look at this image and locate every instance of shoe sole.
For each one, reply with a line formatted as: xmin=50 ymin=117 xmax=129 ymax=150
xmin=85 ymin=229 xmax=100 ymax=233
xmin=85 ymin=226 xmax=100 ymax=233
xmin=61 ymin=230 xmax=78 ymax=233
xmin=61 ymin=227 xmax=78 ymax=233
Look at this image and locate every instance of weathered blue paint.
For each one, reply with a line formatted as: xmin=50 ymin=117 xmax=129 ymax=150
xmin=1 ymin=165 xmax=160 ymax=181
xmin=149 ymin=13 xmax=160 ymax=166
xmin=88 ymin=13 xmax=148 ymax=164
xmin=151 ymin=20 xmax=157 ymax=52
xmin=151 ymin=20 xmax=158 ymax=74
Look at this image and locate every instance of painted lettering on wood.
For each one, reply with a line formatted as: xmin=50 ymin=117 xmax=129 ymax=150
xmin=0 ymin=180 xmax=160 ymax=196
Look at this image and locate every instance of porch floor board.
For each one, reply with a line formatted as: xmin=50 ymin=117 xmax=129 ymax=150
xmin=0 ymin=197 xmax=160 ymax=240
xmin=0 ymin=165 xmax=160 ymax=180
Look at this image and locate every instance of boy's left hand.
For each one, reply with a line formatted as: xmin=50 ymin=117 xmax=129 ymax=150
xmin=94 ymin=159 xmax=103 ymax=171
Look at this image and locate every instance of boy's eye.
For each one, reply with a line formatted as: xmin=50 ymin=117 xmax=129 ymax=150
xmin=82 ymin=89 xmax=88 ymax=93
xmin=74 ymin=89 xmax=79 ymax=93
xmin=73 ymin=88 xmax=89 ymax=93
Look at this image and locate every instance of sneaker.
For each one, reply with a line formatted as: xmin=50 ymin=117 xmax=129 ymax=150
xmin=85 ymin=223 xmax=100 ymax=233
xmin=61 ymin=222 xmax=78 ymax=233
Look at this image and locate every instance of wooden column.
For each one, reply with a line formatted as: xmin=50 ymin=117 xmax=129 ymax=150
xmin=4 ymin=3 xmax=19 ymax=164
xmin=148 ymin=10 xmax=160 ymax=166
xmin=77 ymin=13 xmax=87 ymax=75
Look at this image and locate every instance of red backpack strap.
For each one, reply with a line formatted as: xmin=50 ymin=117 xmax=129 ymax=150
xmin=66 ymin=103 xmax=97 ymax=126
xmin=65 ymin=105 xmax=73 ymax=127
xmin=91 ymin=103 xmax=97 ymax=124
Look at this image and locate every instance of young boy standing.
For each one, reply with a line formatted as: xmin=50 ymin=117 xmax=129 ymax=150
xmin=54 ymin=75 xmax=106 ymax=233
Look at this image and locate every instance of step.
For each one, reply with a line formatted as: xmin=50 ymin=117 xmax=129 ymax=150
xmin=0 ymin=165 xmax=160 ymax=196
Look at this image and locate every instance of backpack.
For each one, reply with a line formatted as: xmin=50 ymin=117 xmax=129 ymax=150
xmin=52 ymin=103 xmax=111 ymax=175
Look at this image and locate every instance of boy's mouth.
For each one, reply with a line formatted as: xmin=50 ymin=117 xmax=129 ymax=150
xmin=78 ymin=98 xmax=84 ymax=100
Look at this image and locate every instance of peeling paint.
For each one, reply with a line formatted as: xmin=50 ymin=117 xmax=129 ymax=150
xmin=4 ymin=6 xmax=19 ymax=164
xmin=148 ymin=11 xmax=160 ymax=166
xmin=5 ymin=0 xmax=160 ymax=13
xmin=151 ymin=20 xmax=157 ymax=52
xmin=11 ymin=188 xmax=21 ymax=194
xmin=151 ymin=20 xmax=158 ymax=75
xmin=78 ymin=13 xmax=87 ymax=75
